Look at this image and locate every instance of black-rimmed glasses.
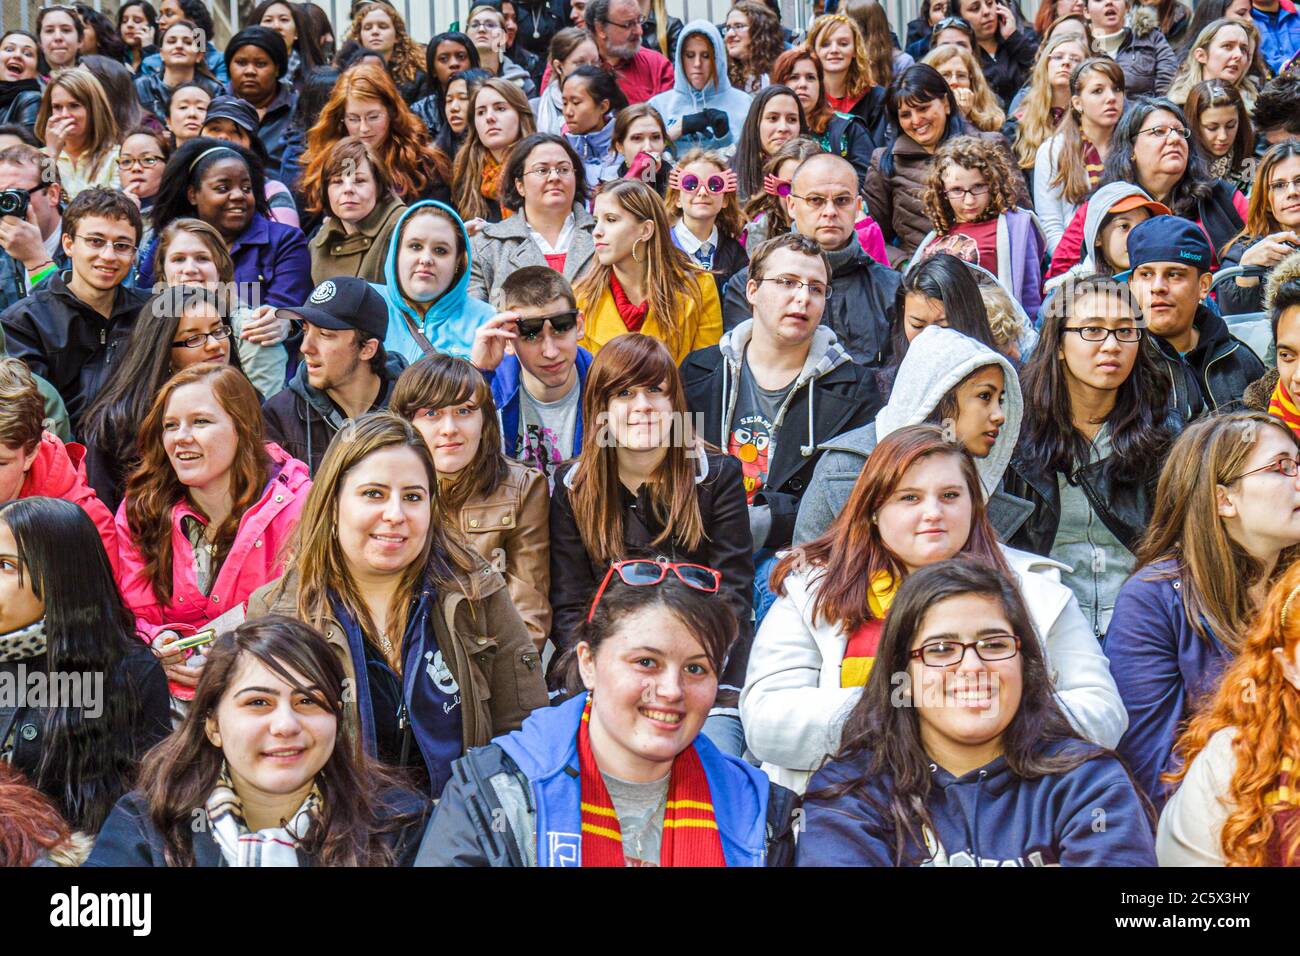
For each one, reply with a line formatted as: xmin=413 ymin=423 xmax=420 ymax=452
xmin=1062 ymin=326 xmax=1143 ymax=343
xmin=172 ymin=325 xmax=234 ymax=349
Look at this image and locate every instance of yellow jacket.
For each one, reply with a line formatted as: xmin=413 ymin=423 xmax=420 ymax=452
xmin=579 ymin=271 xmax=722 ymax=364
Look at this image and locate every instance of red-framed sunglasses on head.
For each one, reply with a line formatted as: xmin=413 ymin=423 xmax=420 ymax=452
xmin=586 ymin=559 xmax=723 ymax=622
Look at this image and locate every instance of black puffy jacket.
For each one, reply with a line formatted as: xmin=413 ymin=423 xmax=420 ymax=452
xmin=1150 ymin=303 xmax=1265 ymax=419
xmin=975 ymin=29 xmax=1038 ymax=107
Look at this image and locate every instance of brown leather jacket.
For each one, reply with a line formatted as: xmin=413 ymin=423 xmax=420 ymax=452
xmin=246 ymin=560 xmax=548 ymax=756
xmin=450 ymin=458 xmax=551 ymax=650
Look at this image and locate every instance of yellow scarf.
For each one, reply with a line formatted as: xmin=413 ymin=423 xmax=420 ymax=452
xmin=840 ymin=573 xmax=897 ymax=687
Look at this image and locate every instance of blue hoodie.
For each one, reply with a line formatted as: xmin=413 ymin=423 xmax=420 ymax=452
xmin=482 ymin=347 xmax=594 ymax=459
xmin=1104 ymin=559 xmax=1233 ymax=811
xmin=797 ymin=741 xmax=1156 ymax=866
xmin=372 ymin=200 xmax=495 ymax=364
xmin=494 ymin=692 xmax=773 ymax=866
xmin=647 ymin=20 xmax=753 ymax=156
xmin=566 ymin=117 xmax=616 ymax=187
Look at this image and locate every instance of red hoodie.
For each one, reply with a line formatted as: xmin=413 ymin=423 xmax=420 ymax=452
xmin=17 ymin=431 xmax=120 ymax=577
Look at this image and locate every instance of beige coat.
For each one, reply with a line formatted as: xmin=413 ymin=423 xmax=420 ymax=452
xmin=309 ymin=195 xmax=407 ymax=285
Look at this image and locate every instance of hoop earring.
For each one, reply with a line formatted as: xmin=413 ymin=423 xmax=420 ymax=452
xmin=632 ymin=238 xmax=646 ymax=263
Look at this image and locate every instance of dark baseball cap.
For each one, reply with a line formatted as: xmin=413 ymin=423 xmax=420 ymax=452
xmin=1123 ymin=215 xmax=1213 ymax=275
xmin=202 ymin=96 xmax=259 ymax=136
xmin=277 ymin=277 xmax=389 ymax=341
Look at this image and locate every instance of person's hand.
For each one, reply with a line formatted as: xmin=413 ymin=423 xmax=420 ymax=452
xmin=952 ymin=86 xmax=974 ymax=115
xmin=0 ymin=204 xmax=49 ymax=271
xmin=471 ymin=311 xmax=520 ymax=370
xmin=43 ymin=116 xmax=75 ymax=156
xmin=703 ymin=108 xmax=729 ymax=138
xmin=464 ymin=217 xmax=488 ymax=237
xmin=151 ymin=630 xmax=205 ymax=688
xmin=240 ymin=304 xmax=290 ymax=345
xmin=1240 ymin=231 xmax=1300 ymax=269
xmin=679 ymin=111 xmax=710 ymax=136
xmin=122 ymin=187 xmax=143 ymax=208
xmin=997 ymin=2 xmax=1017 ymax=38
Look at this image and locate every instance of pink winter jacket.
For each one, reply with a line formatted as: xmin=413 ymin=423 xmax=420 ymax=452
xmin=113 ymin=443 xmax=311 ymax=644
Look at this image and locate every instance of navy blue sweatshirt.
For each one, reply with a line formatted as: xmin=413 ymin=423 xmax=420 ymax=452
xmin=1104 ymin=560 xmax=1232 ymax=810
xmin=796 ymin=741 xmax=1156 ymax=867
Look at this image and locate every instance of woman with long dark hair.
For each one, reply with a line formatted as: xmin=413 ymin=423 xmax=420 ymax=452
xmin=251 ymin=0 xmax=326 ymax=93
xmin=411 ymin=31 xmax=482 ymax=134
xmin=418 ymin=574 xmax=798 ymax=866
xmin=132 ymin=18 xmax=221 ymax=125
xmin=560 ymin=65 xmax=627 ymax=184
xmin=116 ymin=1 xmax=158 ymax=73
xmin=1047 ymin=97 xmax=1247 ymax=278
xmin=1218 ymin=141 xmax=1300 ymax=317
xmin=1004 ymin=274 xmax=1177 ymax=636
xmin=796 ymin=559 xmax=1154 ymax=866
xmin=527 ymin=27 xmax=597 ymax=136
xmin=1186 ymin=79 xmax=1255 ymax=196
xmin=733 ymin=84 xmax=808 ymax=203
xmin=391 ymin=355 xmax=551 ymax=649
xmin=1107 ymin=412 xmax=1300 ymax=808
xmin=757 ymin=423 xmax=1124 ymax=792
xmin=248 ymin=413 xmax=546 ymax=797
xmin=0 ymin=496 xmax=169 ymax=837
xmin=769 ymin=46 xmax=877 ymax=189
xmin=86 ymin=617 xmax=431 ymax=866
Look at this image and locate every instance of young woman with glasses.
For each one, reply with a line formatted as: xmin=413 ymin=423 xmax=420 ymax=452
xmin=468 ymin=133 xmax=595 ymax=307
xmin=547 ymin=333 xmax=753 ymax=747
xmin=248 ymin=412 xmax=547 ymax=799
xmin=1106 ymin=412 xmax=1300 ymax=810
xmin=417 ymin=569 xmax=798 ymax=866
xmin=1004 ymin=275 xmax=1177 ymax=638
xmin=1218 ymin=142 xmax=1300 ymax=318
xmin=751 ymin=424 xmax=1125 ymax=794
xmin=796 ymin=558 xmax=1155 ymax=866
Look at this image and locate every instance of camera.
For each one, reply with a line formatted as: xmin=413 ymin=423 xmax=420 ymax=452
xmin=0 ymin=188 xmax=30 ymax=218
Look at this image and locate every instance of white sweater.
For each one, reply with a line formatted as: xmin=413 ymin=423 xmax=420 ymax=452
xmin=739 ymin=544 xmax=1129 ymax=793
xmin=1033 ymin=134 xmax=1077 ymax=257
xmin=1156 ymin=726 xmax=1236 ymax=866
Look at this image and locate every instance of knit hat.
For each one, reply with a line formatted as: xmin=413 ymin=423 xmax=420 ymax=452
xmin=224 ymin=26 xmax=288 ymax=78
xmin=201 ymin=96 xmax=260 ymax=136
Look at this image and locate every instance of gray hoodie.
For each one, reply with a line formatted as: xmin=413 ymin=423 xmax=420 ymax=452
xmin=1045 ymin=181 xmax=1158 ymax=292
xmin=793 ymin=325 xmax=1030 ymax=544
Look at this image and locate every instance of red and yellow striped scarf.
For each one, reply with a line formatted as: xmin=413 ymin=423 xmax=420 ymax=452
xmin=577 ymin=696 xmax=727 ymax=867
xmin=1270 ymin=380 xmax=1300 ymax=443
xmin=841 ymin=573 xmax=898 ymax=687
xmin=1265 ymin=756 xmax=1300 ymax=867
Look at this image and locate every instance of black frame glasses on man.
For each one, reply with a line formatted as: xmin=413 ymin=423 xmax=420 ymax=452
xmin=515 ymin=310 xmax=579 ymax=341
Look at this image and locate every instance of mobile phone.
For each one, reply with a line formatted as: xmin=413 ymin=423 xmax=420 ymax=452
xmin=170 ymin=630 xmax=216 ymax=653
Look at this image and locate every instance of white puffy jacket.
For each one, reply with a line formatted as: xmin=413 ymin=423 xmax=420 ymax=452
xmin=739 ymin=544 xmax=1129 ymax=793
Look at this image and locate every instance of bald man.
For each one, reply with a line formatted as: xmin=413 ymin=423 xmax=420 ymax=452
xmin=722 ymin=153 xmax=901 ymax=369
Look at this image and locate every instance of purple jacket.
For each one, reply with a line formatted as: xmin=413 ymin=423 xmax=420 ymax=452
xmin=912 ymin=208 xmax=1045 ymax=317
xmin=136 ymin=213 xmax=312 ymax=312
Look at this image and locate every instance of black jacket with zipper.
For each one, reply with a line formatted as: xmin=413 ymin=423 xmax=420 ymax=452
xmin=261 ymin=351 xmax=407 ymax=475
xmin=0 ymin=271 xmax=149 ymax=435
xmin=547 ymin=452 xmax=754 ymax=697
xmin=680 ymin=324 xmax=879 ymax=551
xmin=1150 ymin=303 xmax=1265 ymax=420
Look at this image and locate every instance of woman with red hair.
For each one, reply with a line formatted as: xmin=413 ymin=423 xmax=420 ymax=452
xmin=300 ymin=62 xmax=451 ymax=207
xmin=1159 ymin=558 xmax=1300 ymax=865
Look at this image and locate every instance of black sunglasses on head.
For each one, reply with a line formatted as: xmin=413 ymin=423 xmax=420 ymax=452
xmin=515 ymin=310 xmax=578 ymax=340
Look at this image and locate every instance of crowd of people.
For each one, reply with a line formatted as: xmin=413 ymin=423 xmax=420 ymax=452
xmin=1 ymin=0 xmax=1300 ymax=869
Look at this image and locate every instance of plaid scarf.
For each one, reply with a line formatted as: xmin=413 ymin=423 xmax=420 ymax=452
xmin=205 ymin=763 xmax=322 ymax=867
xmin=1270 ymin=379 xmax=1300 ymax=443
xmin=577 ymin=696 xmax=726 ymax=867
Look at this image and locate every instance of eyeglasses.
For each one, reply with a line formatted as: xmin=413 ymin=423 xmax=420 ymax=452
xmin=523 ymin=162 xmax=574 ymax=179
xmin=172 ymin=325 xmax=234 ymax=349
xmin=756 ymin=275 xmax=831 ymax=299
xmin=1138 ymin=124 xmax=1191 ymax=141
xmin=721 ymin=21 xmax=749 ymax=33
xmin=515 ymin=309 xmax=579 ymax=340
xmin=466 ymin=18 xmax=503 ymax=31
xmin=680 ymin=173 xmax=728 ymax=194
xmin=789 ymin=191 xmax=857 ymax=211
xmin=1228 ymin=455 xmax=1300 ymax=482
xmin=1268 ymin=176 xmax=1300 ymax=195
xmin=908 ymin=634 xmax=1022 ymax=667
xmin=1048 ymin=52 xmax=1084 ymax=65
xmin=603 ymin=14 xmax=647 ymax=29
xmin=762 ymin=174 xmax=792 ymax=197
xmin=945 ymin=184 xmax=990 ymax=200
xmin=119 ymin=155 xmax=165 ymax=171
xmin=587 ymin=559 xmax=722 ymax=623
xmin=1062 ymin=326 xmax=1143 ymax=343
xmin=74 ymin=233 xmax=137 ymax=258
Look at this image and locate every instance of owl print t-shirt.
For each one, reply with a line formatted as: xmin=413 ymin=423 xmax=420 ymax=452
xmin=728 ymin=359 xmax=795 ymax=503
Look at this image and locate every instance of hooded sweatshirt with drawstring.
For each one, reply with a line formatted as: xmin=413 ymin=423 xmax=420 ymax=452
xmin=681 ymin=320 xmax=878 ymax=551
xmin=648 ymin=20 xmax=753 ymax=156
xmin=797 ymin=739 xmax=1156 ymax=866
xmin=793 ymin=325 xmax=1031 ymax=546
xmin=373 ymin=200 xmax=495 ymax=364
xmin=1044 ymin=181 xmax=1160 ymax=295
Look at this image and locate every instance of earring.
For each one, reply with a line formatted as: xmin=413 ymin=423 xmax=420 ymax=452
xmin=631 ymin=237 xmax=645 ymax=263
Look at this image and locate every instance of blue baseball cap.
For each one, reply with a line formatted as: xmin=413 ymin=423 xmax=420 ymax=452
xmin=1123 ymin=215 xmax=1212 ymax=276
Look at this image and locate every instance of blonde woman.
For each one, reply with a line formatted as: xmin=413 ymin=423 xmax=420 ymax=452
xmin=922 ymin=43 xmax=1005 ymax=132
xmin=346 ymin=0 xmax=427 ymax=103
xmin=806 ymin=14 xmax=886 ymax=139
xmin=35 ymin=67 xmax=120 ymax=197
xmin=1009 ymin=35 xmax=1090 ymax=172
xmin=1166 ymin=17 xmax=1260 ymax=110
